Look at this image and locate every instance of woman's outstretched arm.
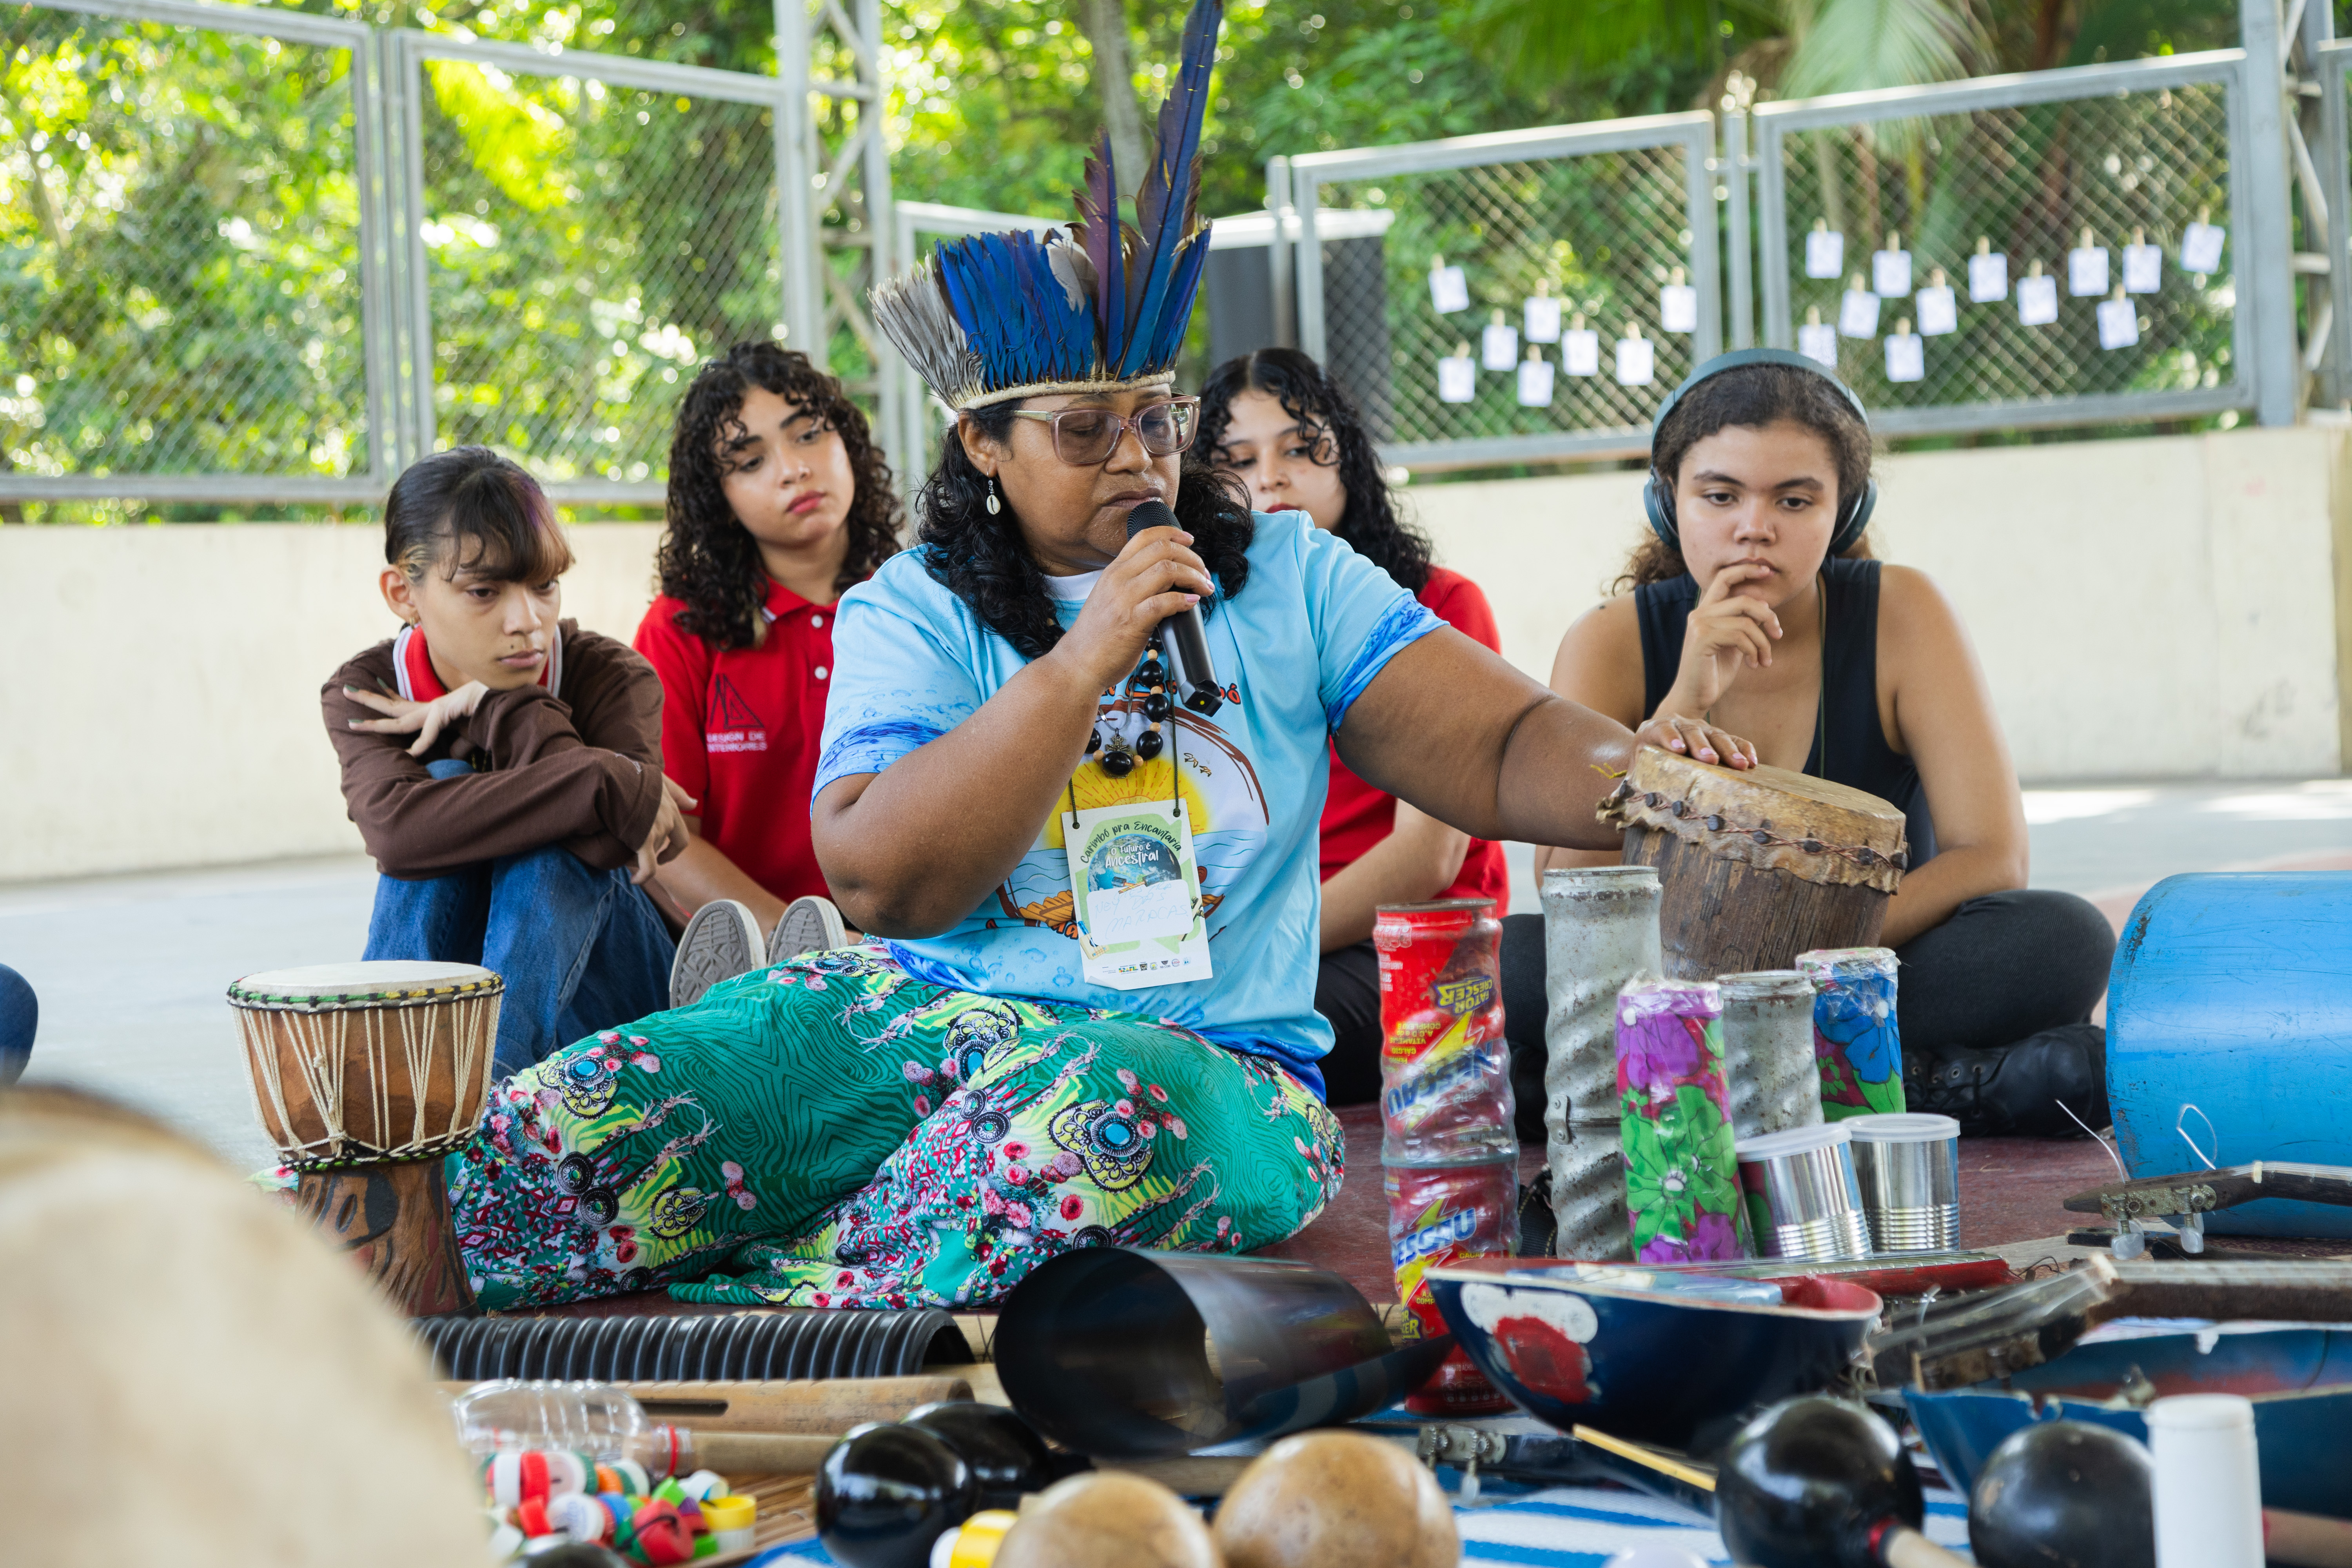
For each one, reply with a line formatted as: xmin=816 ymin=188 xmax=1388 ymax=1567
xmin=1333 ymin=626 xmax=1753 ymax=853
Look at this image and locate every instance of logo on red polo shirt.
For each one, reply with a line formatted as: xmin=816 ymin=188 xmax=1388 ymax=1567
xmin=707 ymin=675 xmax=769 ymax=754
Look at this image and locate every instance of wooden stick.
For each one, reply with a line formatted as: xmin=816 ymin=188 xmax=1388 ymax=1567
xmin=686 ymin=1430 xmax=842 ymax=1476
xmin=1569 ymin=1425 xmax=1719 ymax=1494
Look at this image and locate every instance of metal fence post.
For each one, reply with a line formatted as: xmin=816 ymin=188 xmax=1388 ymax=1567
xmin=2323 ymin=41 xmax=2352 ymax=410
xmin=1291 ymin=164 xmax=1327 ymax=365
xmin=2243 ymin=0 xmax=2301 ymax=425
xmin=1724 ymin=111 xmax=1753 ymax=350
xmin=1754 ymin=118 xmax=1790 ymax=350
xmin=1266 ymin=156 xmax=1294 ymax=349
xmin=1684 ymin=118 xmax=1723 ymax=361
xmin=774 ymin=0 xmax=824 ymax=364
xmin=390 ymin=30 xmax=436 ymax=465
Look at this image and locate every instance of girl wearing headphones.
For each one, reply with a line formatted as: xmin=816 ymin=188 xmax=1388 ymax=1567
xmin=1507 ymin=351 xmax=2114 ymax=1139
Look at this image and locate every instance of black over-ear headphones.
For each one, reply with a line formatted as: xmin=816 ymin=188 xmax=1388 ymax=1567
xmin=1641 ymin=347 xmax=1878 ymax=557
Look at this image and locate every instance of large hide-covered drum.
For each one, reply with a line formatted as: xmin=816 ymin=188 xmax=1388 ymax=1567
xmin=1598 ymin=749 xmax=1908 ymax=980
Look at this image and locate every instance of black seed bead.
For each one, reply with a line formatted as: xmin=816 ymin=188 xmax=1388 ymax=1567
xmin=1136 ymin=728 xmax=1164 ymax=760
xmin=1085 ymin=729 xmax=1102 ymax=754
xmin=1143 ymin=691 xmax=1171 ymax=721
xmin=1102 ymin=748 xmax=1134 ymax=778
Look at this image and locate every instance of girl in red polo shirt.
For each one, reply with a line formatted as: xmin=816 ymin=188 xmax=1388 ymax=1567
xmin=635 ymin=344 xmax=904 ymax=1000
xmin=1202 ymin=348 xmax=1510 ymax=1108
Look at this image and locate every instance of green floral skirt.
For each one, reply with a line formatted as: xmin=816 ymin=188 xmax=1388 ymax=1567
xmin=447 ymin=945 xmax=1345 ymax=1310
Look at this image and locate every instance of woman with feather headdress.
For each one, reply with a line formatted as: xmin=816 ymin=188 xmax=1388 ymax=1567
xmin=435 ymin=0 xmax=1755 ymax=1314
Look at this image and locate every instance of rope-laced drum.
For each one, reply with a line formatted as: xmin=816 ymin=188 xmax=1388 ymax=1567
xmin=228 ymin=961 xmax=502 ymax=1316
xmin=1598 ymin=748 xmax=1908 ymax=981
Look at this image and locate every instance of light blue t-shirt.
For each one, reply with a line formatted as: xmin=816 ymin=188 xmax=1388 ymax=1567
xmin=814 ymin=509 xmax=1445 ymax=1092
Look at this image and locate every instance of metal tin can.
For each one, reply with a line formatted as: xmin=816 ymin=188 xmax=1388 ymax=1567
xmin=1719 ymin=969 xmax=1827 ymax=1141
xmin=1540 ymin=866 xmax=1663 ymax=1261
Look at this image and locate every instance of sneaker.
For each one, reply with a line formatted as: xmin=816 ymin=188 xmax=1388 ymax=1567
xmin=669 ymin=899 xmax=765 ymax=1009
xmin=768 ymin=895 xmax=849 ymax=962
xmin=1904 ymin=1023 xmax=2109 ymax=1138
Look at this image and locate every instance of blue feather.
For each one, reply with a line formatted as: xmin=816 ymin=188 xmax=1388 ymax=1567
xmin=1120 ymin=0 xmax=1223 ymax=375
xmin=1145 ymin=229 xmax=1213 ymax=370
xmin=1079 ymin=134 xmax=1126 ymax=374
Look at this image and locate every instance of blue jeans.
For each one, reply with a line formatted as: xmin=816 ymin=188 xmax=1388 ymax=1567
xmin=363 ymin=767 xmax=674 ymax=1078
xmin=0 ymin=962 xmax=33 ymax=1086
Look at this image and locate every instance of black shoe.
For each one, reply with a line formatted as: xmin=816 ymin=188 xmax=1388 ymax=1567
xmin=1517 ymin=1169 xmax=1557 ymax=1258
xmin=1905 ymin=1024 xmax=2109 ymax=1138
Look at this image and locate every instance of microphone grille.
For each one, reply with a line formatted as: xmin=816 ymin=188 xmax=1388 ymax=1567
xmin=1126 ymin=499 xmax=1180 ymax=539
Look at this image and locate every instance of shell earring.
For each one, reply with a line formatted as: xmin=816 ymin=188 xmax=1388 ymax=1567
xmin=985 ymin=477 xmax=1002 ymax=516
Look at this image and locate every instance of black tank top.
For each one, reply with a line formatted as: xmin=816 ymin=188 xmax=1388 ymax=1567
xmin=1634 ymin=557 xmax=1937 ymax=864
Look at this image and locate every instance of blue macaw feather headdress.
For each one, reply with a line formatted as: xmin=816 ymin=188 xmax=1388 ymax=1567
xmin=872 ymin=0 xmax=1223 ymax=412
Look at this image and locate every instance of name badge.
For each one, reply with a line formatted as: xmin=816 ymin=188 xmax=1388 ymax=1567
xmin=1060 ymin=797 xmax=1212 ymax=991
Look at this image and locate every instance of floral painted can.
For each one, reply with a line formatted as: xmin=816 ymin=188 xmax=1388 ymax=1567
xmin=1614 ymin=977 xmax=1745 ymax=1262
xmin=1796 ymin=947 xmax=1906 ymax=1121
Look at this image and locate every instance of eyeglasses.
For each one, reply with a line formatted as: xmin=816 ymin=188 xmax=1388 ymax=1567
xmin=1009 ymin=397 xmax=1200 ymax=466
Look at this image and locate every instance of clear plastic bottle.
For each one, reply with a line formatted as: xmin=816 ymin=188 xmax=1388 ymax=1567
xmin=453 ymin=1379 xmax=651 ymax=1465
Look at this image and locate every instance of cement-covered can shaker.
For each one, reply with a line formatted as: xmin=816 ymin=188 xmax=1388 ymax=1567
xmin=1719 ymin=970 xmax=1826 ymax=1141
xmin=1540 ymin=864 xmax=1662 ymax=1261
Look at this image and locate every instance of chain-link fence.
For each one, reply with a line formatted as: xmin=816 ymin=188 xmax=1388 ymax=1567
xmin=391 ymin=32 xmax=789 ymax=505
xmin=0 ymin=0 xmax=387 ymax=506
xmin=1288 ymin=114 xmax=1721 ymax=471
xmin=1751 ymin=50 xmax=2253 ymax=435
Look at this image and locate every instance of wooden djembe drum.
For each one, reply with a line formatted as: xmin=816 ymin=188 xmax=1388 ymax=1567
xmin=229 ymin=961 xmax=501 ymax=1316
xmin=1598 ymin=748 xmax=1909 ymax=979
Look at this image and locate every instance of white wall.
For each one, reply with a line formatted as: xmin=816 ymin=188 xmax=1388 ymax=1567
xmin=1410 ymin=424 xmax=2352 ymax=783
xmin=3 ymin=426 xmax=2346 ymax=882
xmin=0 ymin=524 xmax=662 ymax=882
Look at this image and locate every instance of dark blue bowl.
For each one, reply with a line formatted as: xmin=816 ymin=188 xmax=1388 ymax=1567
xmin=1906 ymin=1324 xmax=2352 ymax=1518
xmin=1429 ymin=1259 xmax=1882 ymax=1452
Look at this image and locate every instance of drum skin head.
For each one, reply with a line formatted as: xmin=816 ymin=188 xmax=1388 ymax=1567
xmin=231 ymin=960 xmax=499 ymax=1001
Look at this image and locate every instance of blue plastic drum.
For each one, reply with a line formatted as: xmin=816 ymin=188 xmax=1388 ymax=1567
xmin=2108 ymin=871 xmax=2352 ymax=1238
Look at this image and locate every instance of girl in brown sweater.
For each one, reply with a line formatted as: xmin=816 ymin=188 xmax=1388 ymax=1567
xmin=322 ymin=448 xmax=693 ymax=1076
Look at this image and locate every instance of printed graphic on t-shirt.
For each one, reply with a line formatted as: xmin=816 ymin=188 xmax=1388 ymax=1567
xmin=994 ymin=706 xmax=1266 ymax=942
xmin=706 ymin=675 xmax=770 ymax=755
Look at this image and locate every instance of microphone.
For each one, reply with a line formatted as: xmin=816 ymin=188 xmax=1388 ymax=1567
xmin=1126 ymin=499 xmax=1224 ymax=719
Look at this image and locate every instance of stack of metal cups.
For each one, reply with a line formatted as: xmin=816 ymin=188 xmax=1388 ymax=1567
xmin=1541 ymin=866 xmax=1662 ymax=1261
xmin=1847 ymin=1112 xmax=1962 ymax=1252
xmin=1733 ymin=1123 xmax=1872 ymax=1261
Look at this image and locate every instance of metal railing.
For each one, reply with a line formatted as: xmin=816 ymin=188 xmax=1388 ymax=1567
xmin=1746 ymin=50 xmax=2257 ymax=437
xmin=0 ymin=0 xmax=392 ymax=504
xmin=1 ymin=0 xmax=882 ymax=514
xmin=386 ymin=30 xmax=794 ymax=505
xmin=1285 ymin=113 xmax=1721 ymax=471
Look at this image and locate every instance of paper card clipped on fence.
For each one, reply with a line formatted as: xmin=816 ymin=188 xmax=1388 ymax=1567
xmin=1798 ymin=321 xmax=1839 ymax=368
xmin=1838 ymin=280 xmax=1882 ymax=338
xmin=1563 ymin=326 xmax=1601 ymax=376
xmin=1872 ymin=246 xmax=1913 ymax=298
xmin=1660 ymin=280 xmax=1699 ymax=334
xmin=1885 ymin=329 xmax=1925 ymax=383
xmin=1429 ymin=261 xmax=1471 ymax=315
xmin=1524 ymin=294 xmax=1563 ymax=343
xmin=1969 ymin=250 xmax=2009 ymax=302
xmin=1481 ymin=315 xmax=1520 ymax=370
xmin=1517 ymin=352 xmax=1555 ymax=408
xmin=1060 ymin=798 xmax=1210 ymax=991
xmin=2018 ymin=271 xmax=2060 ymax=327
xmin=2069 ymin=243 xmax=2109 ymax=296
xmin=2097 ymin=293 xmax=2141 ymax=350
xmin=1438 ymin=350 xmax=1477 ymax=403
xmin=1805 ymin=226 xmax=1845 ymax=279
xmin=1916 ymin=282 xmax=1958 ymax=337
xmin=1615 ymin=334 xmax=1655 ymax=386
xmin=2123 ymin=242 xmax=2163 ymax=294
xmin=2181 ymin=221 xmax=2226 ymax=276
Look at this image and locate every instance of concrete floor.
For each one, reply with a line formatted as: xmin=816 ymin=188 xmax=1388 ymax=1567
xmin=11 ymin=778 xmax=2352 ymax=1173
